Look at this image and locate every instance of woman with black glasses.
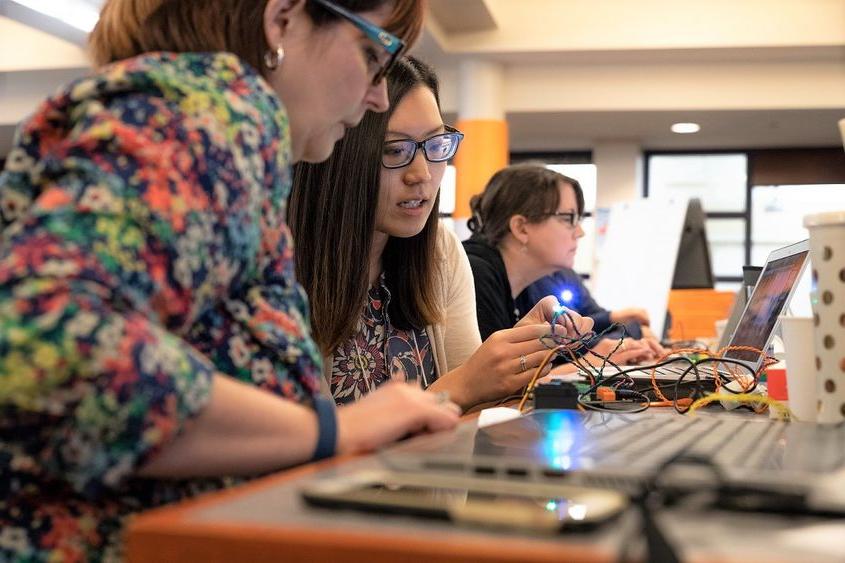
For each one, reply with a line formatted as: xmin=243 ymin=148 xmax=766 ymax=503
xmin=291 ymin=57 xmax=593 ymax=412
xmin=464 ymin=165 xmax=589 ymax=339
xmin=464 ymin=164 xmax=654 ymax=365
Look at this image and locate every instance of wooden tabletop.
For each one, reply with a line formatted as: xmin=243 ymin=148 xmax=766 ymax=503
xmin=126 ymin=452 xmax=623 ymax=563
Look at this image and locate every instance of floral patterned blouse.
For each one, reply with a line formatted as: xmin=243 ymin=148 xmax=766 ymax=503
xmin=0 ymin=52 xmax=323 ymax=561
xmin=331 ymin=275 xmax=434 ymax=405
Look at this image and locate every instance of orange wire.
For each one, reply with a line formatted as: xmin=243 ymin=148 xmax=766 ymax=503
xmin=649 ymin=348 xmax=716 ymax=403
xmin=517 ymin=345 xmax=566 ymax=412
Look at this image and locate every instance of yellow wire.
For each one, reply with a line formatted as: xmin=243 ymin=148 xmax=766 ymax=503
xmin=686 ymin=393 xmax=794 ymax=420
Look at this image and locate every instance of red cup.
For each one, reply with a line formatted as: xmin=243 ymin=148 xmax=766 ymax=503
xmin=766 ymin=366 xmax=788 ymax=401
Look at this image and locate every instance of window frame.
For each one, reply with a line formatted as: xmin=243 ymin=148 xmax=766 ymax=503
xmin=644 ymin=146 xmax=845 ymax=284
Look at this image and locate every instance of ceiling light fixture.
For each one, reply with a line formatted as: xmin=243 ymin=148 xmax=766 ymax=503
xmin=671 ymin=122 xmax=701 ymax=134
xmin=11 ymin=0 xmax=100 ymax=32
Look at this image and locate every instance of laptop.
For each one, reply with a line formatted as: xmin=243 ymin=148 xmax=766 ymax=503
xmin=595 ymin=239 xmax=810 ymax=383
xmin=381 ymin=409 xmax=845 ymax=514
xmin=378 ymin=240 xmax=845 ymax=513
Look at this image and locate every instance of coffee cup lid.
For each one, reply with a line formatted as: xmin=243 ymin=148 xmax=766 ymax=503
xmin=803 ymin=210 xmax=845 ymax=227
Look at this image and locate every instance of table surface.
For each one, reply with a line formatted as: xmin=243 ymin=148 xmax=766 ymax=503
xmin=126 ymin=410 xmax=845 ymax=563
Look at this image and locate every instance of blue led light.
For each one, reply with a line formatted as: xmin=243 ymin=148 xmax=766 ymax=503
xmin=560 ymin=289 xmax=574 ymax=303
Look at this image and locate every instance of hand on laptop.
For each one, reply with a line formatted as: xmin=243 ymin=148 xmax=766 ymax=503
xmin=336 ymin=383 xmax=461 ymax=455
xmin=640 ymin=325 xmax=667 ymax=357
xmin=587 ymin=338 xmax=655 ymax=365
xmin=610 ymin=307 xmax=651 ymax=326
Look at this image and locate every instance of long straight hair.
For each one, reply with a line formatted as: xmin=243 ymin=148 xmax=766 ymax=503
xmin=289 ymin=57 xmax=443 ymax=355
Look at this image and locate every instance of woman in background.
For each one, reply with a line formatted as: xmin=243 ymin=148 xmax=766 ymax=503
xmin=290 ymin=57 xmax=592 ymax=412
xmin=0 ymin=1 xmax=459 ymax=560
xmin=464 ymin=164 xmax=655 ymax=365
xmin=516 ymin=268 xmax=665 ymax=356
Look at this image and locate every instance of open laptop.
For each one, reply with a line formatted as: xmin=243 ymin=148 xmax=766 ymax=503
xmin=379 ymin=239 xmax=845 ymax=513
xmin=596 ymin=239 xmax=810 ymax=383
xmin=381 ymin=408 xmax=845 ymax=514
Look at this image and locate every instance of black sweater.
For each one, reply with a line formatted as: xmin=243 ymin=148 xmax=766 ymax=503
xmin=462 ymin=235 xmax=519 ymax=340
xmin=515 ymin=268 xmax=612 ymax=332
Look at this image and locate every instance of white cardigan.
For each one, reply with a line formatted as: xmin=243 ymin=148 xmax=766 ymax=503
xmin=320 ymin=221 xmax=482 ymax=393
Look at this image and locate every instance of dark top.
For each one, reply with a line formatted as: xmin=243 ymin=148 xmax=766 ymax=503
xmin=462 ymin=235 xmax=518 ymax=340
xmin=516 ymin=268 xmax=611 ymax=331
xmin=516 ymin=269 xmax=643 ymax=340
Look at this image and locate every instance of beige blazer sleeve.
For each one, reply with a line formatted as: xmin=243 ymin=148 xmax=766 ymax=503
xmin=427 ymin=221 xmax=482 ymax=379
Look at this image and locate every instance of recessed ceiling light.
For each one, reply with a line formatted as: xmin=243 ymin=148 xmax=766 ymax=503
xmin=671 ymin=122 xmax=701 ymax=134
xmin=11 ymin=0 xmax=100 ymax=32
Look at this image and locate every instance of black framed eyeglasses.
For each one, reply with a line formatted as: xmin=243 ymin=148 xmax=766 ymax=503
xmin=381 ymin=126 xmax=465 ymax=169
xmin=544 ymin=211 xmax=582 ymax=228
xmin=311 ymin=0 xmax=407 ymax=85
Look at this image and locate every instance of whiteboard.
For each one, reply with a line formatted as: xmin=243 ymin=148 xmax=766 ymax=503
xmin=591 ymin=197 xmax=689 ymax=338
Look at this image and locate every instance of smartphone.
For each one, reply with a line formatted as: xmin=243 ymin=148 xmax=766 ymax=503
xmin=301 ymin=469 xmax=628 ymax=533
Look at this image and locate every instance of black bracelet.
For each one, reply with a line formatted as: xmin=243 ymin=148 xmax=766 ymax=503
xmin=311 ymin=395 xmax=337 ymax=461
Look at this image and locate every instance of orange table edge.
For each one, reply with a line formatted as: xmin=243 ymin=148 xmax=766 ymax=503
xmin=126 ymin=454 xmax=614 ymax=563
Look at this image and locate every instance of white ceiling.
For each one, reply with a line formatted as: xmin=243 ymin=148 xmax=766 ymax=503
xmin=0 ymin=0 xmax=844 ymax=155
xmin=419 ymin=0 xmax=845 ymax=152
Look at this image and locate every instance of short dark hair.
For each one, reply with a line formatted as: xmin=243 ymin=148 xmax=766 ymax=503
xmin=467 ymin=163 xmax=585 ymax=247
xmin=289 ymin=56 xmax=442 ymax=355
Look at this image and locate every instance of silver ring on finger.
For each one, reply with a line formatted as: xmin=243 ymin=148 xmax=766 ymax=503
xmin=519 ymin=354 xmax=527 ymax=372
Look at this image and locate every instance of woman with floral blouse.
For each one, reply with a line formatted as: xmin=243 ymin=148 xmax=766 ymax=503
xmin=0 ymin=0 xmax=465 ymax=560
xmin=291 ymin=57 xmax=592 ymax=411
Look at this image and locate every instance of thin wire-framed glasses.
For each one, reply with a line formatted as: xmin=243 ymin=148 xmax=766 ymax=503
xmin=544 ymin=211 xmax=582 ymax=228
xmin=311 ymin=0 xmax=406 ymax=85
xmin=382 ymin=125 xmax=465 ymax=169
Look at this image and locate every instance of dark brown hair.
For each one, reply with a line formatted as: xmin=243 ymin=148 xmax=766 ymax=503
xmin=467 ymin=163 xmax=585 ymax=247
xmin=89 ymin=0 xmax=425 ymax=73
xmin=289 ymin=56 xmax=442 ymax=355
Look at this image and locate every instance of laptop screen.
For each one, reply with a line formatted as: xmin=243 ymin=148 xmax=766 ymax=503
xmin=723 ymin=245 xmax=809 ymax=365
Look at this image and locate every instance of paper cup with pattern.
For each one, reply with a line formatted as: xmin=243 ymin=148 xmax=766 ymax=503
xmin=804 ymin=211 xmax=845 ymax=423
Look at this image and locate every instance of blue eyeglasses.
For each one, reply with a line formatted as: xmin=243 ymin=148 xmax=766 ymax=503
xmin=311 ymin=0 xmax=407 ymax=85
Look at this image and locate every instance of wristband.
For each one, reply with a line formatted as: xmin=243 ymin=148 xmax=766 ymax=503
xmin=312 ymin=395 xmax=337 ymax=461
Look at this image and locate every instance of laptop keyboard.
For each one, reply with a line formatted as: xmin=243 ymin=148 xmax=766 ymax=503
xmin=582 ymin=415 xmax=845 ymax=475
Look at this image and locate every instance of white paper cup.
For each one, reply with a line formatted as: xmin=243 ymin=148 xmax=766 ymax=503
xmin=804 ymin=211 xmax=845 ymax=423
xmin=779 ymin=316 xmax=817 ymax=422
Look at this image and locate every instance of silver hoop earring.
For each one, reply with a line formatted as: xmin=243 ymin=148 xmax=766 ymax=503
xmin=263 ymin=45 xmax=284 ymax=70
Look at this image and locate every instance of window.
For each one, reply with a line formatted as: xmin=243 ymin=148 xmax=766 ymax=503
xmin=751 ymin=184 xmax=845 ymax=264
xmin=438 ymin=165 xmax=456 ymax=216
xmin=647 ymin=149 xmax=845 ymax=284
xmin=707 ymin=218 xmax=745 ymax=279
xmin=647 ymin=153 xmax=748 ymax=282
xmin=544 ymin=163 xmax=597 ymax=275
xmin=545 ymin=163 xmax=597 ymax=214
xmin=648 ymin=154 xmax=747 ymax=212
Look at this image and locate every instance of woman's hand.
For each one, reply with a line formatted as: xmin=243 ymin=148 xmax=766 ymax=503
xmin=586 ymin=337 xmax=654 ymax=365
xmin=639 ymin=325 xmax=667 ymax=357
xmin=430 ymin=323 xmax=556 ymax=410
xmin=610 ymin=307 xmax=651 ymax=326
xmin=335 ymin=382 xmax=460 ymax=455
xmin=517 ymin=295 xmax=594 ymax=337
